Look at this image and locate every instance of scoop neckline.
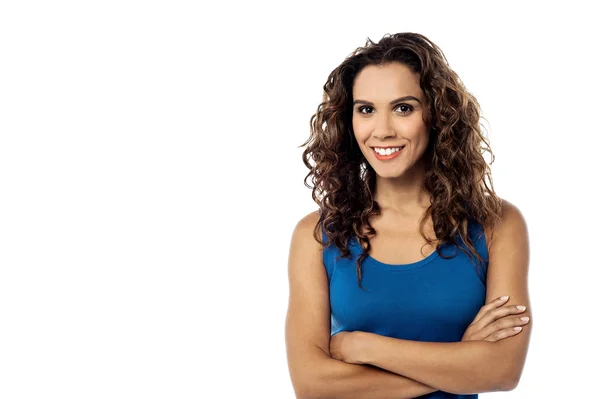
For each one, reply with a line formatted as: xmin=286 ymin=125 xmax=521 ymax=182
xmin=351 ymin=236 xmax=441 ymax=270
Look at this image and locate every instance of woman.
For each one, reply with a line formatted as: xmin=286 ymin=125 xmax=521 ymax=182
xmin=285 ymin=32 xmax=532 ymax=398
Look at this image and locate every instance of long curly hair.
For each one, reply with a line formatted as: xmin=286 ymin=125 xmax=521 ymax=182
xmin=300 ymin=32 xmax=503 ymax=289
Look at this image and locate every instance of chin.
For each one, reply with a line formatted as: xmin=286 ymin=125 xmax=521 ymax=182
xmin=374 ymin=169 xmax=404 ymax=179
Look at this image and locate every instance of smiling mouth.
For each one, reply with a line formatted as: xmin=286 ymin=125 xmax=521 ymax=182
xmin=372 ymin=145 xmax=406 ymax=161
xmin=372 ymin=145 xmax=405 ymax=158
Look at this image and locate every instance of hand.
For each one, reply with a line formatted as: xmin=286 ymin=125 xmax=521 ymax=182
xmin=462 ymin=295 xmax=530 ymax=343
xmin=329 ymin=331 xmax=363 ymax=364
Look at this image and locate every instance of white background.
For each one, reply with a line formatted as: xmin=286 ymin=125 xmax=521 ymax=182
xmin=1 ymin=1 xmax=598 ymax=398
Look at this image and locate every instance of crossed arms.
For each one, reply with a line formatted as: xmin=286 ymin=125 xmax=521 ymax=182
xmin=285 ymin=201 xmax=532 ymax=398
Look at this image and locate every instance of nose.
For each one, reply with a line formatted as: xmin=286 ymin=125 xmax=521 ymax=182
xmin=373 ymin=130 xmax=396 ymax=140
xmin=372 ymin=113 xmax=396 ymax=140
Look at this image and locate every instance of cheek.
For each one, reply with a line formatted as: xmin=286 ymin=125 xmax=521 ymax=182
xmin=404 ymin=123 xmax=429 ymax=144
xmin=352 ymin=119 xmax=371 ymax=142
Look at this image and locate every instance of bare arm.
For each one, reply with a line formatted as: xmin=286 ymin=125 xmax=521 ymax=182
xmin=329 ymin=199 xmax=533 ymax=394
xmin=480 ymin=199 xmax=532 ymax=388
xmin=346 ymin=333 xmax=506 ymax=394
xmin=290 ymin=347 xmax=439 ymax=399
xmin=285 ymin=210 xmax=439 ymax=399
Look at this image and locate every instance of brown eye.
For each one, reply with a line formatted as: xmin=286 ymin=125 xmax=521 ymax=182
xmin=356 ymin=104 xmax=413 ymax=115
xmin=395 ymin=104 xmax=413 ymax=114
xmin=357 ymin=106 xmax=373 ymax=114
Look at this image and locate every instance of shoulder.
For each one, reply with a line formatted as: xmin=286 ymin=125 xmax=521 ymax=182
xmin=295 ymin=209 xmax=321 ymax=230
xmin=483 ymin=198 xmax=528 ymax=252
xmin=498 ymin=197 xmax=527 ymax=228
xmin=291 ymin=210 xmax=323 ymax=249
xmin=481 ymin=197 xmax=530 ymax=289
xmin=293 ymin=210 xmax=321 ymax=237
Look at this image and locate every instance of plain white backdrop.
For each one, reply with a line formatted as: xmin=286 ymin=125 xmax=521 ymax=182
xmin=1 ymin=0 xmax=598 ymax=398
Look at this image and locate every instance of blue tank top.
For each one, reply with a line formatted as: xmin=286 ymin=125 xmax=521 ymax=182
xmin=322 ymin=219 xmax=488 ymax=399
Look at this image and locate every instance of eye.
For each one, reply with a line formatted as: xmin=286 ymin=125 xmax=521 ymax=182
xmin=395 ymin=104 xmax=413 ymax=114
xmin=356 ymin=104 xmax=413 ymax=115
xmin=357 ymin=105 xmax=374 ymax=115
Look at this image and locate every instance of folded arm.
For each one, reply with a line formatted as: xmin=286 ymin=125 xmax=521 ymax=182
xmin=335 ymin=199 xmax=533 ymax=395
xmin=351 ymin=333 xmax=507 ymax=394
xmin=291 ymin=345 xmax=440 ymax=399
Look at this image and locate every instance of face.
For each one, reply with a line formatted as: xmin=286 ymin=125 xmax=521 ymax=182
xmin=351 ymin=62 xmax=429 ymax=179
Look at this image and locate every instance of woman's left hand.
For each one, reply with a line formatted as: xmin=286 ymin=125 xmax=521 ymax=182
xmin=329 ymin=331 xmax=365 ymax=364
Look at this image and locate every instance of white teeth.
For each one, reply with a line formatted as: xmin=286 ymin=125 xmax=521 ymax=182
xmin=374 ymin=146 xmax=404 ymax=155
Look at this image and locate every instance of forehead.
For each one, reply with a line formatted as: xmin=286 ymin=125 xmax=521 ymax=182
xmin=352 ymin=62 xmax=422 ymax=100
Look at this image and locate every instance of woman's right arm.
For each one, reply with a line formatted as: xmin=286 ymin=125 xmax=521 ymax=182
xmin=284 ymin=211 xmax=438 ymax=399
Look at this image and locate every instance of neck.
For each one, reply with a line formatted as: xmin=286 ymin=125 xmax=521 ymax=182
xmin=372 ymin=160 xmax=431 ymax=215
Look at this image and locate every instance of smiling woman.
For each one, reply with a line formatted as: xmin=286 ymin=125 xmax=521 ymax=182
xmin=285 ymin=32 xmax=532 ymax=399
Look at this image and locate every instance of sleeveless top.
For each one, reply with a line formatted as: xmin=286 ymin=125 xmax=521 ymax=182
xmin=322 ymin=218 xmax=489 ymax=399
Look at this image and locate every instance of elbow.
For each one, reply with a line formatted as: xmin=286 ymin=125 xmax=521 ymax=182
xmin=290 ymin=374 xmax=316 ymax=399
xmin=478 ymin=344 xmax=523 ymax=393
xmin=294 ymin=383 xmax=325 ymax=399
xmin=470 ymin=372 xmax=517 ymax=394
xmin=295 ymin=390 xmax=321 ymax=399
xmin=500 ymin=379 xmax=517 ymax=392
xmin=290 ymin=367 xmax=329 ymax=399
xmin=289 ymin=348 xmax=336 ymax=399
xmin=494 ymin=364 xmax=523 ymax=392
xmin=293 ymin=375 xmax=332 ymax=399
xmin=501 ymin=372 xmax=522 ymax=392
xmin=292 ymin=383 xmax=316 ymax=399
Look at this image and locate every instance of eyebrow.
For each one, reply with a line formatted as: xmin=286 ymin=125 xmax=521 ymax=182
xmin=353 ymin=96 xmax=422 ymax=106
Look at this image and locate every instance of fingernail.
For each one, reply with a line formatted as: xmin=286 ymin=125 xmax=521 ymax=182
xmin=516 ymin=305 xmax=526 ymax=311
xmin=520 ymin=317 xmax=529 ymax=322
xmin=500 ymin=295 xmax=509 ymax=301
xmin=514 ymin=327 xmax=522 ymax=331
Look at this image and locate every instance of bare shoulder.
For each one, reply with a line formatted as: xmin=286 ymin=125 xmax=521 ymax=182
xmin=293 ymin=209 xmax=322 ymax=240
xmin=498 ymin=198 xmax=527 ymax=227
xmin=287 ymin=209 xmax=324 ymax=276
xmin=483 ymin=198 xmax=528 ymax=252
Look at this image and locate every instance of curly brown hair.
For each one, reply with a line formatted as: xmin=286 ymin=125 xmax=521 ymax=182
xmin=300 ymin=32 xmax=503 ymax=289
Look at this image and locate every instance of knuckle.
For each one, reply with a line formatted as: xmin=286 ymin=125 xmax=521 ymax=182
xmin=496 ymin=307 xmax=512 ymax=316
xmin=489 ymin=310 xmax=504 ymax=320
xmin=494 ymin=319 xmax=508 ymax=329
xmin=496 ymin=321 xmax=510 ymax=331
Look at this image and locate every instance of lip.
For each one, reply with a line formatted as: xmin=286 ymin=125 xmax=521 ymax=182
xmin=372 ymin=146 xmax=404 ymax=161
